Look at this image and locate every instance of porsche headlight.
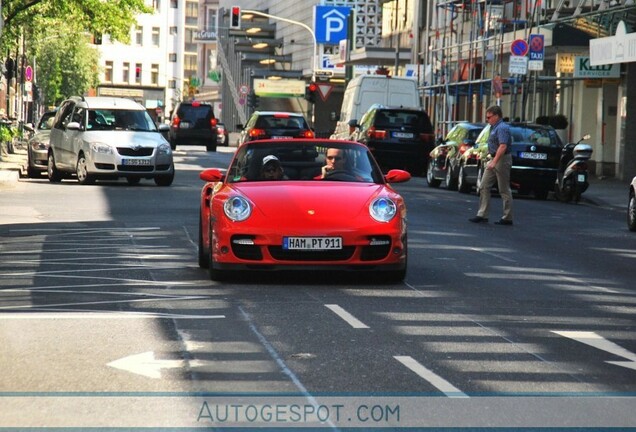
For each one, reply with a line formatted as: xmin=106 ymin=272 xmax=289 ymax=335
xmin=370 ymin=197 xmax=397 ymax=222
xmin=223 ymin=196 xmax=252 ymax=221
xmin=158 ymin=143 xmax=171 ymax=155
xmin=90 ymin=142 xmax=113 ymax=154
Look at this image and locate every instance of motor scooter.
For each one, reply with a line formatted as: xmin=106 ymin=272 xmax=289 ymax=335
xmin=554 ymin=134 xmax=593 ymax=203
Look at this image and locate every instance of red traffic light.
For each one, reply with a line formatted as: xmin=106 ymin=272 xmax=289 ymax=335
xmin=308 ymin=82 xmax=318 ymax=92
xmin=230 ymin=6 xmax=241 ymax=29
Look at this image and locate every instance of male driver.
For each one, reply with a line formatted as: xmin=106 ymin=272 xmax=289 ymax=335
xmin=319 ymin=148 xmax=347 ymax=179
xmin=469 ymin=105 xmax=514 ymax=225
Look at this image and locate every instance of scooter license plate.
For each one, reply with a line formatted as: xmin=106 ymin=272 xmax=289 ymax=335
xmin=577 ymin=174 xmax=586 ymax=183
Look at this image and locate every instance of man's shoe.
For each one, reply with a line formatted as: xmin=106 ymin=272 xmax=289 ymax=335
xmin=494 ymin=219 xmax=513 ymax=226
xmin=469 ymin=216 xmax=488 ymax=223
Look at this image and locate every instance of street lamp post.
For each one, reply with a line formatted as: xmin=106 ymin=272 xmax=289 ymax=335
xmin=242 ymin=10 xmax=318 ymax=126
xmin=243 ymin=10 xmax=318 ymax=84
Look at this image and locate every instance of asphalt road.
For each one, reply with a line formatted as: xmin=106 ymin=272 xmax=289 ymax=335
xmin=1 ymin=146 xmax=635 ymax=430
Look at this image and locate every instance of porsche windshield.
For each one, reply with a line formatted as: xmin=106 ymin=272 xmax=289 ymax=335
xmin=226 ymin=141 xmax=385 ymax=183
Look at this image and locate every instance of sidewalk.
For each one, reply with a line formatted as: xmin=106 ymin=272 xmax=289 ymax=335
xmin=0 ymin=141 xmax=27 ymax=183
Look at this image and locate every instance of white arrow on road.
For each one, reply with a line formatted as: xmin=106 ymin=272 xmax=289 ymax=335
xmin=552 ymin=331 xmax=636 ymax=371
xmin=107 ymin=351 xmax=207 ymax=379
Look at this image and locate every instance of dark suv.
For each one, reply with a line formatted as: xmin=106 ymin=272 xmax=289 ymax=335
xmin=351 ymin=104 xmax=434 ymax=175
xmin=169 ymin=101 xmax=218 ymax=151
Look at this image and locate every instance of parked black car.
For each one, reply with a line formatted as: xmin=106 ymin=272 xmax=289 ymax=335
xmin=426 ymin=122 xmax=485 ymax=189
xmin=168 ymin=101 xmax=218 ymax=151
xmin=236 ymin=111 xmax=314 ymax=146
xmin=351 ymin=104 xmax=435 ymax=176
xmin=466 ymin=122 xmax=564 ymax=199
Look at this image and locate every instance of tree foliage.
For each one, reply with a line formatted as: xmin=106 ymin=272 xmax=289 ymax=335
xmin=1 ymin=0 xmax=151 ymax=107
xmin=1 ymin=0 xmax=151 ymax=45
xmin=32 ymin=21 xmax=102 ymax=106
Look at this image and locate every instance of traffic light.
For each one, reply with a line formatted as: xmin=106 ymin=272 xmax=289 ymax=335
xmin=247 ymin=91 xmax=260 ymax=108
xmin=230 ymin=6 xmax=241 ymax=29
xmin=305 ymin=82 xmax=317 ymax=104
xmin=32 ymin=84 xmax=41 ymax=102
xmin=3 ymin=58 xmax=15 ymax=81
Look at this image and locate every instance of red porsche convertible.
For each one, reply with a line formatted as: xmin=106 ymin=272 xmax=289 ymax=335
xmin=198 ymin=139 xmax=411 ymax=281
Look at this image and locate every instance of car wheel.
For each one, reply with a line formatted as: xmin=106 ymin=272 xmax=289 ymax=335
xmin=628 ymin=191 xmax=636 ymax=232
xmin=126 ymin=176 xmax=141 ymax=185
xmin=206 ymin=143 xmax=216 ymax=152
xmin=47 ymin=152 xmax=62 ymax=183
xmin=446 ymin=164 xmax=458 ymax=191
xmin=208 ymin=229 xmax=227 ymax=281
xmin=76 ymin=153 xmax=95 ymax=185
xmin=534 ymin=188 xmax=549 ymax=200
xmin=475 ymin=164 xmax=484 ymax=193
xmin=198 ymin=212 xmax=209 ymax=268
xmin=27 ymin=161 xmax=40 ymax=179
xmin=154 ymin=170 xmax=174 ymax=187
xmin=426 ymin=159 xmax=441 ymax=188
xmin=458 ymin=165 xmax=471 ymax=193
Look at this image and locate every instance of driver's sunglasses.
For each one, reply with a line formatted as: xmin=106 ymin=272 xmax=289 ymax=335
xmin=326 ymin=155 xmax=343 ymax=161
xmin=264 ymin=166 xmax=278 ymax=173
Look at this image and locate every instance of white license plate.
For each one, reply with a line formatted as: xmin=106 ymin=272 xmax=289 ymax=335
xmin=179 ymin=121 xmax=191 ymax=129
xmin=122 ymin=159 xmax=151 ymax=166
xmin=283 ymin=237 xmax=342 ymax=250
xmin=520 ymin=152 xmax=547 ymax=160
xmin=393 ymin=132 xmax=414 ymax=139
xmin=271 ymin=136 xmax=292 ymax=140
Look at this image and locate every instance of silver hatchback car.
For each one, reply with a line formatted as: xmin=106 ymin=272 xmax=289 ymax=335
xmin=48 ymin=96 xmax=174 ymax=186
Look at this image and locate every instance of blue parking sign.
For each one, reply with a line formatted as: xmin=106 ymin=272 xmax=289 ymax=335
xmin=314 ymin=6 xmax=351 ymax=44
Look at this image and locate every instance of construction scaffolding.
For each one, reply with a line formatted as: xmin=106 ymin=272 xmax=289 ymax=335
xmin=420 ymin=0 xmax=636 ymax=137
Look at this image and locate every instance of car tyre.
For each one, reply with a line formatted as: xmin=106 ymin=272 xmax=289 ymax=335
xmin=445 ymin=164 xmax=458 ymax=191
xmin=426 ymin=159 xmax=441 ymax=188
xmin=27 ymin=161 xmax=40 ymax=179
xmin=198 ymin=212 xmax=209 ymax=269
xmin=47 ymin=152 xmax=62 ymax=183
xmin=208 ymin=229 xmax=227 ymax=281
xmin=458 ymin=165 xmax=471 ymax=193
xmin=154 ymin=170 xmax=174 ymax=187
xmin=475 ymin=164 xmax=484 ymax=193
xmin=628 ymin=190 xmax=636 ymax=232
xmin=76 ymin=153 xmax=95 ymax=185
xmin=534 ymin=188 xmax=549 ymax=200
xmin=206 ymin=143 xmax=216 ymax=152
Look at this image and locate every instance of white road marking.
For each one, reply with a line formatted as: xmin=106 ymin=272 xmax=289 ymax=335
xmin=325 ymin=304 xmax=369 ymax=329
xmin=552 ymin=330 xmax=636 ymax=371
xmin=0 ymin=312 xmax=224 ymax=319
xmin=394 ymin=356 xmax=468 ymax=398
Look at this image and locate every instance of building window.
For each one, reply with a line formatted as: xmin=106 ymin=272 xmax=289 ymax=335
xmin=122 ymin=62 xmax=130 ymax=83
xmin=152 ymin=27 xmax=160 ymax=46
xmin=207 ymin=8 xmax=218 ymax=35
xmin=169 ymin=53 xmax=177 ymax=62
xmin=152 ymin=0 xmax=160 ymax=10
xmin=168 ymin=80 xmax=176 ymax=89
xmin=135 ymin=26 xmax=143 ymax=45
xmin=169 ymin=26 xmax=178 ymax=36
xmin=151 ymin=64 xmax=159 ymax=85
xmin=184 ymin=54 xmax=197 ymax=78
xmin=105 ymin=61 xmax=113 ymax=83
xmin=135 ymin=63 xmax=142 ymax=84
xmin=184 ymin=28 xmax=197 ymax=53
xmin=170 ymin=0 xmax=177 ymax=8
xmin=185 ymin=0 xmax=198 ymax=25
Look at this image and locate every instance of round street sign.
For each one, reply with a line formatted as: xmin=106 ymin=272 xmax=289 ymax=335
xmin=510 ymin=39 xmax=529 ymax=57
xmin=25 ymin=65 xmax=33 ymax=82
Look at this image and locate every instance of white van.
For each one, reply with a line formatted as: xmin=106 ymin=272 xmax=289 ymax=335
xmin=331 ymin=75 xmax=420 ymax=139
